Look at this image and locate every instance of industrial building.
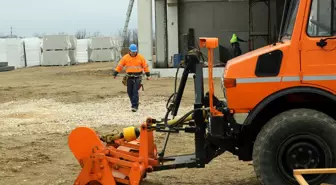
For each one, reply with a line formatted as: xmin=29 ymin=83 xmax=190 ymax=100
xmin=137 ymin=0 xmax=285 ymax=68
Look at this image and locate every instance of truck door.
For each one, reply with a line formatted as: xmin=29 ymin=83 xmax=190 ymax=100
xmin=301 ymin=0 xmax=336 ymax=89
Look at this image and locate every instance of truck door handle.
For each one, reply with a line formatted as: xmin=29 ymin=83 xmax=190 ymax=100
xmin=316 ymin=37 xmax=336 ymax=48
xmin=316 ymin=39 xmax=327 ymax=48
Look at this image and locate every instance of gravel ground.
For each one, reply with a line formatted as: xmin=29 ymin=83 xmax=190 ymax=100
xmin=0 ymin=62 xmax=259 ymax=185
xmin=0 ymin=97 xmax=192 ymax=137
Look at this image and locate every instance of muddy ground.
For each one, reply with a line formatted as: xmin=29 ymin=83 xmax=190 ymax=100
xmin=0 ymin=62 xmax=259 ymax=185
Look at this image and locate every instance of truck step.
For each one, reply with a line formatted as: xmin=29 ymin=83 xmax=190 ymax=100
xmin=0 ymin=62 xmax=8 ymax=67
xmin=0 ymin=66 xmax=15 ymax=72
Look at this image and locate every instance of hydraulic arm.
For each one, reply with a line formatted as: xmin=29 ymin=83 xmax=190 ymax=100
xmin=68 ymin=37 xmax=242 ymax=185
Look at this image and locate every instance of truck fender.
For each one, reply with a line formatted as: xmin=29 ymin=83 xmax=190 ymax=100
xmin=243 ymin=86 xmax=336 ymax=126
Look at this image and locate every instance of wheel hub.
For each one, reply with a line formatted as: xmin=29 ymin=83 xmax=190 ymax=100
xmin=286 ymin=142 xmax=320 ymax=169
xmin=277 ymin=134 xmax=331 ymax=184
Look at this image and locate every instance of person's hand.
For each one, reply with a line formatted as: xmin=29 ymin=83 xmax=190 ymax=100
xmin=113 ymin=76 xmax=117 ymax=79
xmin=146 ymin=76 xmax=151 ymax=80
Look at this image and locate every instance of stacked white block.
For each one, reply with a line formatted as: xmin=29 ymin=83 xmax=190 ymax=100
xmin=90 ymin=50 xmax=114 ymax=62
xmin=68 ymin=35 xmax=77 ymax=50
xmin=90 ymin=36 xmax=113 ymax=49
xmin=69 ymin=50 xmax=77 ymax=64
xmin=41 ymin=34 xmax=72 ymax=50
xmin=6 ymin=38 xmax=25 ymax=69
xmin=23 ymin=37 xmax=42 ymax=67
xmin=89 ymin=37 xmax=113 ymax=62
xmin=76 ymin=39 xmax=89 ymax=63
xmin=0 ymin=39 xmax=6 ymax=62
xmin=87 ymin=39 xmax=93 ymax=61
xmin=68 ymin=35 xmax=77 ymax=64
xmin=41 ymin=35 xmax=77 ymax=66
xmin=111 ymin=36 xmax=122 ymax=62
xmin=41 ymin=51 xmax=71 ymax=66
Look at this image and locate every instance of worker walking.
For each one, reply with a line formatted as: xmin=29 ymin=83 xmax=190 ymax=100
xmin=113 ymin=44 xmax=151 ymax=112
xmin=230 ymin=33 xmax=247 ymax=57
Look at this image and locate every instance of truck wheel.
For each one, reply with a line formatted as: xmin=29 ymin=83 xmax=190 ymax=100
xmin=252 ymin=108 xmax=336 ymax=185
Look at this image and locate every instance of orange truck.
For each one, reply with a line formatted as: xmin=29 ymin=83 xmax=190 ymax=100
xmin=68 ymin=0 xmax=336 ymax=185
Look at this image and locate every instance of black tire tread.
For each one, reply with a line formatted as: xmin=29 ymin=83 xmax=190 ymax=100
xmin=252 ymin=108 xmax=336 ymax=185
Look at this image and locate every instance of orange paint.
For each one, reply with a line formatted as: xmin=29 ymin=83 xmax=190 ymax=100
xmin=224 ymin=0 xmax=336 ymax=113
xmin=68 ymin=118 xmax=158 ymax=185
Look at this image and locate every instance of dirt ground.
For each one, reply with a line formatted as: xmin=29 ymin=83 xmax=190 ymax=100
xmin=0 ymin=62 xmax=259 ymax=185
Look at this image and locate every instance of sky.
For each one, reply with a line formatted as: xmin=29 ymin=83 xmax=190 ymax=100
xmin=0 ymin=0 xmax=154 ymax=37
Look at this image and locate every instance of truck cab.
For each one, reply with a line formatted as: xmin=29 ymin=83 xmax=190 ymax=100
xmin=222 ymin=0 xmax=336 ymax=184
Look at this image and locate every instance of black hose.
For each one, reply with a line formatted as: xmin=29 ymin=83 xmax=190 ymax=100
xmin=189 ymin=44 xmax=223 ymax=66
xmin=165 ymin=62 xmax=180 ymax=109
xmin=166 ymin=93 xmax=175 ymax=109
xmin=164 ymin=60 xmax=182 ymax=125
xmin=174 ymin=62 xmax=181 ymax=94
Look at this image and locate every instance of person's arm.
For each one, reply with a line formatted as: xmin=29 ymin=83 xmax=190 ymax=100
xmin=113 ymin=57 xmax=126 ymax=78
xmin=141 ymin=56 xmax=150 ymax=78
xmin=237 ymin=37 xmax=248 ymax=42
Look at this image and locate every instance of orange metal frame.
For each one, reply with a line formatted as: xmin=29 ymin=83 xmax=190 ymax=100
xmin=68 ymin=118 xmax=159 ymax=185
xmin=294 ymin=168 xmax=336 ymax=185
xmin=199 ymin=37 xmax=223 ymax=117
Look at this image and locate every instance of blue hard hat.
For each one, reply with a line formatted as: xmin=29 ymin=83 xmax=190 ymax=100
xmin=129 ymin=44 xmax=138 ymax=52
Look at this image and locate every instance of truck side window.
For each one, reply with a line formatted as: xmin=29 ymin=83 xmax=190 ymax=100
xmin=307 ymin=0 xmax=336 ymax=36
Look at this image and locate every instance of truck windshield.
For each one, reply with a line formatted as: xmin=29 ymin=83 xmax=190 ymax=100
xmin=280 ymin=0 xmax=300 ymax=40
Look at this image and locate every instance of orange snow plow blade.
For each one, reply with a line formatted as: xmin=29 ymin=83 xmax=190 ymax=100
xmin=68 ymin=118 xmax=159 ymax=185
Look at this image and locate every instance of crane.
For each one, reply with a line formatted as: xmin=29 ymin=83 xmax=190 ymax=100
xmin=122 ymin=0 xmax=135 ymax=47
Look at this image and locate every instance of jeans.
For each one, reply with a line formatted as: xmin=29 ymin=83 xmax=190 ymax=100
xmin=127 ymin=76 xmax=142 ymax=109
xmin=231 ymin=42 xmax=242 ymax=57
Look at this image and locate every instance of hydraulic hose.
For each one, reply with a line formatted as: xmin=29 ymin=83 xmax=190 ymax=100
xmin=163 ymin=107 xmax=209 ymax=128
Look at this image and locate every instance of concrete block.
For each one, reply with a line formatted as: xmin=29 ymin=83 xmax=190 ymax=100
xmin=68 ymin=35 xmax=77 ymax=49
xmin=6 ymin=38 xmax=25 ymax=69
xmin=138 ymin=0 xmax=153 ymax=70
xmin=0 ymin=39 xmax=6 ymax=62
xmin=23 ymin=37 xmax=42 ymax=67
xmin=76 ymin=39 xmax=89 ymax=63
xmin=0 ymin=62 xmax=8 ymax=67
xmin=155 ymin=0 xmax=166 ymax=68
xmin=42 ymin=35 xmax=72 ymax=50
xmin=90 ymin=49 xmax=113 ymax=62
xmin=90 ymin=37 xmax=113 ymax=49
xmin=167 ymin=0 xmax=179 ymax=66
xmin=69 ymin=50 xmax=77 ymax=64
xmin=41 ymin=50 xmax=71 ymax=66
xmin=0 ymin=66 xmax=15 ymax=72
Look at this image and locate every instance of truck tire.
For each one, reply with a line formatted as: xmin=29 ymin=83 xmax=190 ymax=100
xmin=252 ymin=108 xmax=336 ymax=185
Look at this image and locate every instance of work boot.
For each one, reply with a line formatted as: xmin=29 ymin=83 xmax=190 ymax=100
xmin=131 ymin=108 xmax=137 ymax=112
